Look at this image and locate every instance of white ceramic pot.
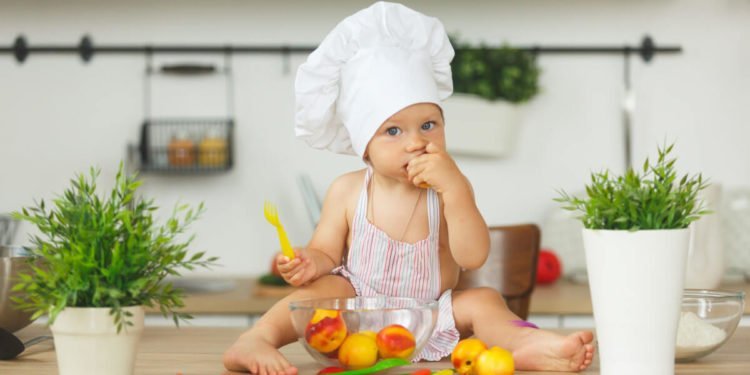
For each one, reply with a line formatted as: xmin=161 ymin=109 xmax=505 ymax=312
xmin=442 ymin=93 xmax=522 ymax=158
xmin=583 ymin=229 xmax=689 ymax=375
xmin=50 ymin=306 xmax=144 ymax=375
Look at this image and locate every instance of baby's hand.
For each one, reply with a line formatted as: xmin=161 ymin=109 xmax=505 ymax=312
xmin=276 ymin=248 xmax=317 ymax=286
xmin=407 ymin=142 xmax=470 ymax=196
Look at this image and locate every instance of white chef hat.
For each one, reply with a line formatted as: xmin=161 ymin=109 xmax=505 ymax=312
xmin=294 ymin=1 xmax=454 ymax=157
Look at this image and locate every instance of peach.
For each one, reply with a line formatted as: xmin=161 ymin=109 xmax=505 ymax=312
xmin=337 ymin=333 xmax=379 ymax=369
xmin=359 ymin=330 xmax=377 ymax=340
xmin=451 ymin=338 xmax=487 ymax=375
xmin=375 ymin=324 xmax=416 ymax=359
xmin=305 ymin=309 xmax=348 ymax=353
xmin=472 ymin=346 xmax=514 ymax=375
xmin=310 ymin=309 xmax=339 ymax=323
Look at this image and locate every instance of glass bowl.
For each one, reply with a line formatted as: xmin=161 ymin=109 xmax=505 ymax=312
xmin=289 ymin=296 xmax=438 ymax=369
xmin=675 ymin=289 xmax=745 ymax=362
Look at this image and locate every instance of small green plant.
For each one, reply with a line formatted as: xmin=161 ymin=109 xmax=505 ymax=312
xmin=556 ymin=143 xmax=710 ymax=230
xmin=450 ymin=37 xmax=540 ymax=103
xmin=11 ymin=163 xmax=217 ymax=331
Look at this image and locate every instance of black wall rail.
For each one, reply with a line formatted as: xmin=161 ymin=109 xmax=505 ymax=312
xmin=2 ymin=34 xmax=681 ymax=64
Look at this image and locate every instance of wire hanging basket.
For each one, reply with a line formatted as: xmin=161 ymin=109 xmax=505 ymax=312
xmin=130 ymin=52 xmax=235 ymax=174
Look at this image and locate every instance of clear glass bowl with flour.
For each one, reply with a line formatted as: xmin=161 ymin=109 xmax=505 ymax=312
xmin=676 ymin=289 xmax=745 ymax=362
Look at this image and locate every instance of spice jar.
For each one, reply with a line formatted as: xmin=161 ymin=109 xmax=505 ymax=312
xmin=168 ymin=131 xmax=196 ymax=167
xmin=198 ymin=129 xmax=228 ymax=167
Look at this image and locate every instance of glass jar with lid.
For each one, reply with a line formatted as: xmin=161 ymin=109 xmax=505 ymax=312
xmin=167 ymin=130 xmax=196 ymax=167
xmin=198 ymin=129 xmax=228 ymax=167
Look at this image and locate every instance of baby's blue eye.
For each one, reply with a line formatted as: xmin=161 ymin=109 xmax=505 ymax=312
xmin=387 ymin=127 xmax=401 ymax=136
xmin=421 ymin=121 xmax=435 ymax=130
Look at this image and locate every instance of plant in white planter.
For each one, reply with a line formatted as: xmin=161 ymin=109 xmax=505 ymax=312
xmin=11 ymin=164 xmax=217 ymax=375
xmin=444 ymin=38 xmax=541 ymax=157
xmin=556 ymin=143 xmax=709 ymax=375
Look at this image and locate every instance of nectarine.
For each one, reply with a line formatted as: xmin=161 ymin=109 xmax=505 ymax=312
xmin=375 ymin=324 xmax=416 ymax=359
xmin=305 ymin=309 xmax=348 ymax=353
xmin=451 ymin=338 xmax=487 ymax=375
xmin=473 ymin=346 xmax=514 ymax=375
xmin=338 ymin=333 xmax=378 ymax=369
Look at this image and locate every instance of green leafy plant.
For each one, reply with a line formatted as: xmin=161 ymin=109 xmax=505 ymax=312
xmin=450 ymin=37 xmax=541 ymax=103
xmin=556 ymin=143 xmax=710 ymax=230
xmin=11 ymin=163 xmax=218 ymax=332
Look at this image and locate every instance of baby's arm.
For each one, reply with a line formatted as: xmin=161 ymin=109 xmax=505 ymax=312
xmin=441 ymin=177 xmax=490 ymax=269
xmin=407 ymin=143 xmax=490 ymax=270
xmin=276 ymin=175 xmax=351 ymax=286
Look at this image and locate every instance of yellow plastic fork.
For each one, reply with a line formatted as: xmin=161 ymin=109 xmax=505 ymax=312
xmin=263 ymin=201 xmax=295 ymax=260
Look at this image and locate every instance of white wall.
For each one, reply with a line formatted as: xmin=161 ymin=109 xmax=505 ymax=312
xmin=1 ymin=0 xmax=748 ymax=276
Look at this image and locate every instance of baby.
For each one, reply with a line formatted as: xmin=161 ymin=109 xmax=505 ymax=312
xmin=224 ymin=2 xmax=594 ymax=374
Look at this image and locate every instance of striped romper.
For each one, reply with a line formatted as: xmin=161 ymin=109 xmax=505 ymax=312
xmin=333 ymin=168 xmax=460 ymax=361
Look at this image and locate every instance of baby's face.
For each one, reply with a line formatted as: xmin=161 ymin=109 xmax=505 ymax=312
xmin=365 ymin=102 xmax=445 ymax=182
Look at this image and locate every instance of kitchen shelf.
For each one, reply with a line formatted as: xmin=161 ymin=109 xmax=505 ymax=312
xmin=130 ymin=118 xmax=234 ymax=174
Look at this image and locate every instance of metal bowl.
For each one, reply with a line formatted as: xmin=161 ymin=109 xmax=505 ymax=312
xmin=0 ymin=213 xmax=21 ymax=244
xmin=0 ymin=245 xmax=37 ymax=332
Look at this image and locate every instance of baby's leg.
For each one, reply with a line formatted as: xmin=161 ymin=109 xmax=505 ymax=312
xmin=223 ymin=275 xmax=355 ymax=375
xmin=452 ymin=287 xmax=595 ymax=372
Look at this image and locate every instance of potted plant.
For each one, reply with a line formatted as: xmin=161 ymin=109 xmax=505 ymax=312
xmin=444 ymin=37 xmax=541 ymax=157
xmin=11 ymin=164 xmax=217 ymax=375
xmin=556 ymin=143 xmax=709 ymax=375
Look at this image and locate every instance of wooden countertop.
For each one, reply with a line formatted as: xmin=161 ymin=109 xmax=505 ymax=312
xmin=148 ymin=277 xmax=750 ymax=316
xmin=3 ymin=325 xmax=750 ymax=374
xmin=530 ymin=280 xmax=595 ymax=315
xmin=531 ymin=280 xmax=750 ymax=315
xmin=152 ymin=278 xmax=281 ymax=315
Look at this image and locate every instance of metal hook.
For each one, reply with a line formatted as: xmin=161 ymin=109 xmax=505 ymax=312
xmin=622 ymin=46 xmax=634 ymax=172
xmin=224 ymin=47 xmax=235 ymax=118
xmin=143 ymin=47 xmax=154 ymax=120
xmin=623 ymin=46 xmax=632 ymax=91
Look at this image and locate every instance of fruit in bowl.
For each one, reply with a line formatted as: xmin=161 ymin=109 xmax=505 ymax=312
xmin=676 ymin=289 xmax=745 ymax=362
xmin=289 ymin=296 xmax=438 ymax=370
xmin=338 ymin=332 xmax=378 ymax=369
xmin=306 ymin=309 xmax=348 ymax=353
xmin=376 ymin=324 xmax=416 ymax=359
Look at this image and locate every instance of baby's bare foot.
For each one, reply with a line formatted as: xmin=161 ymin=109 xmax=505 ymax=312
xmin=512 ymin=330 xmax=595 ymax=372
xmin=223 ymin=332 xmax=298 ymax=375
